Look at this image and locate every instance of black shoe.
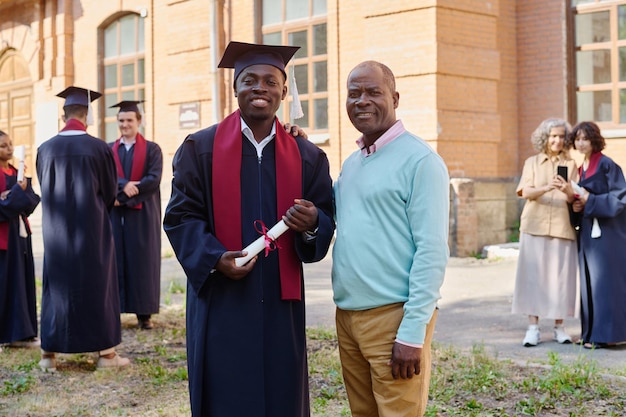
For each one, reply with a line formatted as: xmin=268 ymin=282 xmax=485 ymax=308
xmin=137 ymin=315 xmax=154 ymax=330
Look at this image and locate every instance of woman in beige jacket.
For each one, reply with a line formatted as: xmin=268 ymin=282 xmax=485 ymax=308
xmin=512 ymin=118 xmax=579 ymax=347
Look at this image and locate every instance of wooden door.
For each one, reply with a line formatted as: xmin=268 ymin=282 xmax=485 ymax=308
xmin=0 ymin=51 xmax=34 ymax=179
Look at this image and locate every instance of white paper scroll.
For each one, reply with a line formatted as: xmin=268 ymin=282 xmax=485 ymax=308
xmin=570 ymin=180 xmax=583 ymax=197
xmin=14 ymin=145 xmax=25 ymax=181
xmin=235 ymin=220 xmax=289 ymax=266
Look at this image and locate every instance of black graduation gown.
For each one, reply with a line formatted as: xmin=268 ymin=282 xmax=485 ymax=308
xmin=572 ymin=155 xmax=626 ymax=344
xmin=109 ymin=140 xmax=163 ymax=314
xmin=164 ymin=124 xmax=334 ymax=417
xmin=0 ymin=174 xmax=40 ymax=344
xmin=36 ymin=132 xmax=121 ymax=353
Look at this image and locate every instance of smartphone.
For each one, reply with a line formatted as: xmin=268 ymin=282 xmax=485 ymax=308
xmin=557 ymin=166 xmax=568 ymax=180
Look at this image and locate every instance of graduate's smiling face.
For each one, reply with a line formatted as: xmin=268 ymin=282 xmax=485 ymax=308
xmin=574 ymin=131 xmax=592 ymax=158
xmin=117 ymin=111 xmax=140 ymax=140
xmin=235 ymin=64 xmax=287 ymax=123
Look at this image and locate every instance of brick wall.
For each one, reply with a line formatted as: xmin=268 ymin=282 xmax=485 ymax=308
xmin=517 ymin=0 xmax=569 ymax=164
xmin=10 ymin=0 xmax=625 ymax=256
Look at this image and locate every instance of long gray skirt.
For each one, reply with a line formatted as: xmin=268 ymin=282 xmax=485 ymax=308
xmin=512 ymin=233 xmax=579 ymax=319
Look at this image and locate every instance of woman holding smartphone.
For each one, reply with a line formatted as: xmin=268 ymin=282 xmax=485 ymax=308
xmin=512 ymin=118 xmax=579 ymax=347
xmin=568 ymin=121 xmax=626 ymax=349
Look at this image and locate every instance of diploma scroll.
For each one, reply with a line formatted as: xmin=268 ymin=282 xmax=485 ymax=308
xmin=570 ymin=180 xmax=583 ymax=198
xmin=235 ymin=220 xmax=289 ymax=266
xmin=15 ymin=145 xmax=25 ymax=181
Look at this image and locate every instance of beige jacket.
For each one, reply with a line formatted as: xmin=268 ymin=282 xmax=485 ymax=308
xmin=517 ymin=152 xmax=578 ymax=241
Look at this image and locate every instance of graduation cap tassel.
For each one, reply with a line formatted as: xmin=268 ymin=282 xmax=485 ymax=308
xmin=139 ymin=101 xmax=145 ymax=128
xmin=289 ymin=65 xmax=304 ymax=122
xmin=86 ymin=90 xmax=94 ymax=126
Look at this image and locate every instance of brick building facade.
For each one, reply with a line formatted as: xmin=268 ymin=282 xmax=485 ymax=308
xmin=1 ymin=0 xmax=624 ymax=256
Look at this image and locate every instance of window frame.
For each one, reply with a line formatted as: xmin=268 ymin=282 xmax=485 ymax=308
xmin=572 ymin=0 xmax=626 ymax=129
xmin=100 ymin=13 xmax=146 ymax=141
xmin=262 ymin=0 xmax=329 ymax=143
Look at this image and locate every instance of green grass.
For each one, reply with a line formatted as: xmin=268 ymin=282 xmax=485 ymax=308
xmin=2 ymin=316 xmax=625 ymax=416
xmin=307 ymin=327 xmax=351 ymax=416
xmin=427 ymin=343 xmax=626 ymax=416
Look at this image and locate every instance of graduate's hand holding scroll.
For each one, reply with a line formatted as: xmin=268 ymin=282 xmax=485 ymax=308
xmin=216 ymin=251 xmax=257 ymax=280
xmin=220 ymin=198 xmax=317 ymax=276
xmin=283 ymin=198 xmax=318 ymax=233
xmin=17 ymin=178 xmax=27 ymax=191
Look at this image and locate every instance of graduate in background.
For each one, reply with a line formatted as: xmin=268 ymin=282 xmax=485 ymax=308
xmin=568 ymin=121 xmax=626 ymax=349
xmin=36 ymin=86 xmax=130 ymax=371
xmin=164 ymin=41 xmax=334 ymax=417
xmin=0 ymin=130 xmax=40 ymax=350
xmin=109 ymin=100 xmax=163 ymax=330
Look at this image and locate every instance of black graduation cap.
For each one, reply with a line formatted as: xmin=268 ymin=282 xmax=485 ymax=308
xmin=109 ymin=100 xmax=145 ymax=113
xmin=218 ymin=41 xmax=300 ymax=82
xmin=56 ymin=86 xmax=102 ymax=107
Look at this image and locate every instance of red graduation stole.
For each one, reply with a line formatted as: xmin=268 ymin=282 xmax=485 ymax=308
xmin=212 ymin=110 xmax=303 ymax=301
xmin=0 ymin=166 xmax=17 ymax=250
xmin=61 ymin=118 xmax=87 ymax=132
xmin=579 ymin=151 xmax=602 ymax=180
xmin=112 ymin=133 xmax=147 ymax=209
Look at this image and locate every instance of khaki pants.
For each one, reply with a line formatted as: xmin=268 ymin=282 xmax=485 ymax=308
xmin=336 ymin=304 xmax=438 ymax=417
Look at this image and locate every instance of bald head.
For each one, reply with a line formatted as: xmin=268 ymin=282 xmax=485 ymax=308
xmin=348 ymin=61 xmax=396 ymax=94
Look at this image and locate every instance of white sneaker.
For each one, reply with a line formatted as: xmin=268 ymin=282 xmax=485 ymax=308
xmin=523 ymin=325 xmax=540 ymax=347
xmin=97 ymin=353 xmax=131 ymax=369
xmin=39 ymin=355 xmax=57 ymax=372
xmin=553 ymin=326 xmax=572 ymax=344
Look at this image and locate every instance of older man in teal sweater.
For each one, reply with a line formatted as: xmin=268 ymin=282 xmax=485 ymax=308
xmin=332 ymin=60 xmax=450 ymax=417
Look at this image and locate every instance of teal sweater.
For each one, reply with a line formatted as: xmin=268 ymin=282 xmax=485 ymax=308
xmin=332 ymin=131 xmax=450 ymax=344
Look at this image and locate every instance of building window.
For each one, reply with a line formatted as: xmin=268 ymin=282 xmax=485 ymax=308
xmin=262 ymin=0 xmax=328 ymax=142
xmin=102 ymin=14 xmax=145 ymax=140
xmin=573 ymin=1 xmax=626 ymax=127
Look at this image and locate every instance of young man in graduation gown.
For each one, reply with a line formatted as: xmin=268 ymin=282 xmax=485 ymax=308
xmin=109 ymin=100 xmax=163 ymax=330
xmin=164 ymin=41 xmax=334 ymax=417
xmin=36 ymin=86 xmax=130 ymax=371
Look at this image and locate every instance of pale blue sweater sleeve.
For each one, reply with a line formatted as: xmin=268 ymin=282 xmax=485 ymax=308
xmin=332 ymin=133 xmax=450 ymax=344
xmin=399 ymin=152 xmax=449 ymax=343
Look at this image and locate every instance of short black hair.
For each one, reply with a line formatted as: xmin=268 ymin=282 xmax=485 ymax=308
xmin=63 ymin=104 xmax=88 ymax=119
xmin=352 ymin=61 xmax=396 ymax=93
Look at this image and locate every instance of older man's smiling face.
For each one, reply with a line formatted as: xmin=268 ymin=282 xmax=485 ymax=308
xmin=346 ymin=63 xmax=399 ymax=147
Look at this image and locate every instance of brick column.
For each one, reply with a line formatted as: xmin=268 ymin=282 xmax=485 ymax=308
xmin=450 ymin=178 xmax=478 ymax=257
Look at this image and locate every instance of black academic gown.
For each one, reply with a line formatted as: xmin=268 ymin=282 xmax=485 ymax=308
xmin=164 ymin=123 xmax=334 ymax=417
xmin=36 ymin=131 xmax=121 ymax=353
xmin=572 ymin=155 xmax=626 ymax=345
xmin=109 ymin=140 xmax=162 ymax=315
xmin=0 ymin=173 xmax=40 ymax=344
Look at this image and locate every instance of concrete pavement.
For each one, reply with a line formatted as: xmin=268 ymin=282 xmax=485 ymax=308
xmin=29 ymin=204 xmax=626 ymax=373
xmin=302 ymin=254 xmax=626 ymax=373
